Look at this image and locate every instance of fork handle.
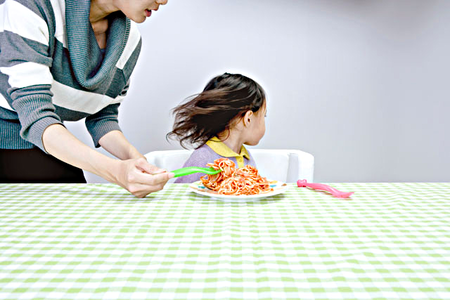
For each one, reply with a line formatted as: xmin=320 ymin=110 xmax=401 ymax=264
xmin=171 ymin=167 xmax=220 ymax=178
xmin=171 ymin=168 xmax=196 ymax=178
xmin=297 ymin=179 xmax=354 ymax=198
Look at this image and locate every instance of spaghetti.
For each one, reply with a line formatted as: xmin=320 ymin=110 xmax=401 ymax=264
xmin=200 ymin=158 xmax=273 ymax=195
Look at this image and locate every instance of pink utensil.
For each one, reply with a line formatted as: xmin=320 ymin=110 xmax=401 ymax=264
xmin=297 ymin=179 xmax=354 ymax=199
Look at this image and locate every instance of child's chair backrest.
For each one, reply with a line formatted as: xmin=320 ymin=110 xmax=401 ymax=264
xmin=250 ymin=149 xmax=314 ymax=183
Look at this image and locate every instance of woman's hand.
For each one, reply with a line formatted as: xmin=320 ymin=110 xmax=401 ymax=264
xmin=42 ymin=124 xmax=174 ymax=198
xmin=113 ymin=157 xmax=174 ymax=198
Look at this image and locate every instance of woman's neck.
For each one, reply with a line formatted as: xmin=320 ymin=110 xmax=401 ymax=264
xmin=90 ymin=0 xmax=115 ymax=49
xmin=90 ymin=0 xmax=116 ymax=23
xmin=217 ymin=130 xmax=244 ymax=154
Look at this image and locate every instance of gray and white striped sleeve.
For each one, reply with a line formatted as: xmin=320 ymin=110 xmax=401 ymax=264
xmin=0 ymin=0 xmax=63 ymax=151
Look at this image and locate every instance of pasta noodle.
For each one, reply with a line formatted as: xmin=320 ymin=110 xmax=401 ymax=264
xmin=200 ymin=158 xmax=273 ymax=195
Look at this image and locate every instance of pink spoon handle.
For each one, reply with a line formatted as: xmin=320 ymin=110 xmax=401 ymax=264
xmin=297 ymin=180 xmax=354 ymax=198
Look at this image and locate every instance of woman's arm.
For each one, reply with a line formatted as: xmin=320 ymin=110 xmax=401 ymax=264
xmin=42 ymin=124 xmax=173 ymax=198
xmin=98 ymin=130 xmax=144 ymax=160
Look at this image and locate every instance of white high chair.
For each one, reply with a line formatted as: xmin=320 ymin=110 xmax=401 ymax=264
xmin=144 ymin=149 xmax=314 ymax=183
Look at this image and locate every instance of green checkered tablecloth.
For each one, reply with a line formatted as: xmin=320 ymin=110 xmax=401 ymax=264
xmin=0 ymin=182 xmax=449 ymax=299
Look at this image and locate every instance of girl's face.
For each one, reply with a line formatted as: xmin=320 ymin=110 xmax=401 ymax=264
xmin=116 ymin=0 xmax=168 ymax=23
xmin=244 ymin=102 xmax=267 ymax=146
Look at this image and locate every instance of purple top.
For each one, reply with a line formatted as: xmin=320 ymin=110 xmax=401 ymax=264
xmin=174 ymin=144 xmax=257 ymax=183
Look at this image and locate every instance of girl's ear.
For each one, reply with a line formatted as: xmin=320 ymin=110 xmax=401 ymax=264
xmin=243 ymin=110 xmax=253 ymax=127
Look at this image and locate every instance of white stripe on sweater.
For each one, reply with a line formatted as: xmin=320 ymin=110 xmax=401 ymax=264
xmin=0 ymin=0 xmax=49 ymax=45
xmin=0 ymin=62 xmax=53 ymax=88
xmin=51 ymin=80 xmax=124 ymax=114
xmin=50 ymin=0 xmax=67 ymax=47
xmin=0 ymin=80 xmax=124 ymax=114
xmin=116 ymin=22 xmax=141 ymax=70
xmin=0 ymin=93 xmax=13 ymax=110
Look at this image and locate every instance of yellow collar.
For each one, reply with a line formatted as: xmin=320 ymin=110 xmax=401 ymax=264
xmin=206 ymin=137 xmax=250 ymax=168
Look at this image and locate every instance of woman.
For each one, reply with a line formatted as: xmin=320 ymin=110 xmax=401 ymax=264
xmin=0 ymin=0 xmax=173 ymax=197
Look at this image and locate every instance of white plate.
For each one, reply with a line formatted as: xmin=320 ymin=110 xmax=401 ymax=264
xmin=188 ymin=180 xmax=287 ymax=201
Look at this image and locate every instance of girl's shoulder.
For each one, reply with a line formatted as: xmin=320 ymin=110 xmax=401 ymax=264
xmin=182 ymin=144 xmax=220 ymax=168
xmin=244 ymin=147 xmax=257 ymax=167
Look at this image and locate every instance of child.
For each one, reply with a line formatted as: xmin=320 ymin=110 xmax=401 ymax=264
xmin=167 ymin=72 xmax=267 ymax=183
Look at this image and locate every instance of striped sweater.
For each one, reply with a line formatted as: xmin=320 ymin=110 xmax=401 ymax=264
xmin=0 ymin=0 xmax=142 ymax=151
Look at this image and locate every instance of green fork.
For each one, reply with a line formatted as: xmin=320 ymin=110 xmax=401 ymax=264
xmin=171 ymin=166 xmax=222 ymax=178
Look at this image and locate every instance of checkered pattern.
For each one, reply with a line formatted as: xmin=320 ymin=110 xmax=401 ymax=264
xmin=1 ymin=182 xmax=449 ymax=299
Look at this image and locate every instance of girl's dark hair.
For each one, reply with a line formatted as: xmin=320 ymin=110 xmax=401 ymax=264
xmin=167 ymin=72 xmax=266 ymax=149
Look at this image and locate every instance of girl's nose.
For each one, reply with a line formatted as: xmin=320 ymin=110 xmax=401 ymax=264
xmin=156 ymin=0 xmax=168 ymax=5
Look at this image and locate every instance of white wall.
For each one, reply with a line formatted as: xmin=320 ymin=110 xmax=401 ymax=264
xmin=67 ymin=0 xmax=450 ymax=183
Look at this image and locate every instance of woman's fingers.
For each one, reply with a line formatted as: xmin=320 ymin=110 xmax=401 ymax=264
xmin=135 ymin=157 xmax=168 ymax=175
xmin=131 ymin=169 xmax=173 ymax=186
xmin=134 ymin=158 xmax=174 ymax=180
xmin=119 ymin=158 xmax=174 ymax=198
xmin=126 ymin=181 xmax=166 ymax=198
